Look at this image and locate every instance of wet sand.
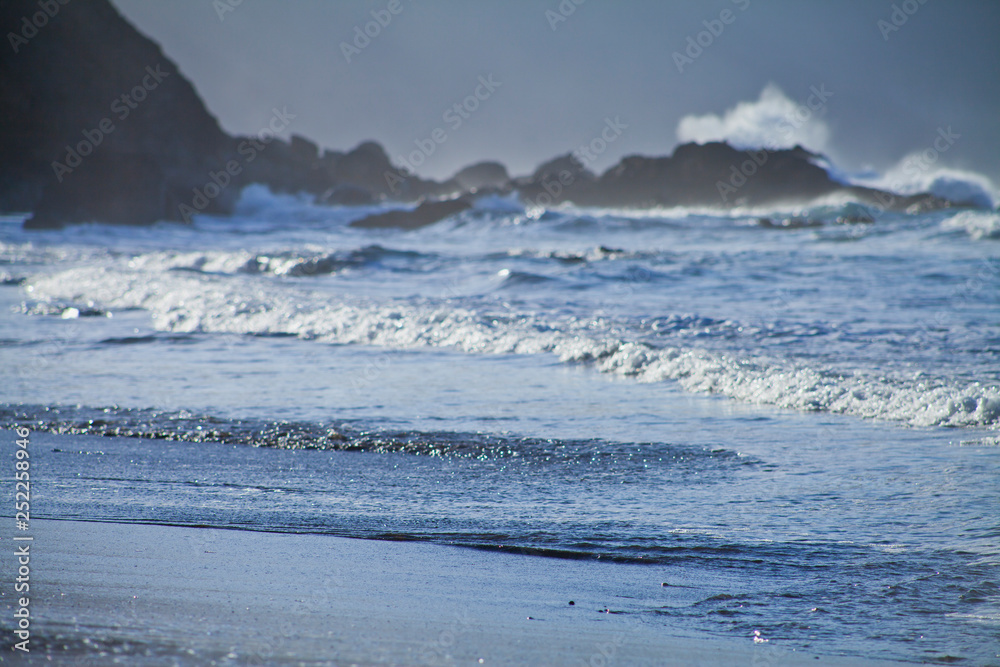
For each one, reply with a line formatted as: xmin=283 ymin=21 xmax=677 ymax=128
xmin=0 ymin=519 xmax=907 ymax=665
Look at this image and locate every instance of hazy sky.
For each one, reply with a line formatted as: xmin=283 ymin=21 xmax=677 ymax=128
xmin=110 ymin=0 xmax=1000 ymax=186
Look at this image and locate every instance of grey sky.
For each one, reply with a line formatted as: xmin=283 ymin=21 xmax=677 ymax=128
xmin=110 ymin=0 xmax=1000 ymax=186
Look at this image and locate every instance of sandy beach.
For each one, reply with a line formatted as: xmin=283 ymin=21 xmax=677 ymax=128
xmin=0 ymin=518 xmax=913 ymax=665
xmin=3 ymin=1 xmax=998 ymax=664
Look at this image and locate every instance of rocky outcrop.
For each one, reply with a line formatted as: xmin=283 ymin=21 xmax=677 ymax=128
xmin=239 ymin=138 xmax=464 ymax=205
xmin=516 ymin=142 xmax=951 ymax=212
xmin=349 ymin=197 xmax=472 ymax=230
xmin=0 ymin=0 xmax=965 ymax=229
xmin=513 ymin=153 xmax=595 ymax=208
xmin=595 ymin=143 xmax=838 ymax=207
xmin=453 ymin=161 xmax=509 ymax=191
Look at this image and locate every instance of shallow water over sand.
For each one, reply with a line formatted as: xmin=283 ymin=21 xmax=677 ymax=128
xmin=2 ymin=197 xmax=999 ymax=662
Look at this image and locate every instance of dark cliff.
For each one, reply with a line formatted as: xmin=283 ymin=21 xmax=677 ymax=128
xmin=1 ymin=0 xmax=235 ymax=227
xmin=0 ymin=0 xmax=960 ymax=229
xmin=0 ymin=0 xmax=444 ymax=228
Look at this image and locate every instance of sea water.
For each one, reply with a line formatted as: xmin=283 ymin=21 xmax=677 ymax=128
xmin=2 ymin=188 xmax=998 ymax=663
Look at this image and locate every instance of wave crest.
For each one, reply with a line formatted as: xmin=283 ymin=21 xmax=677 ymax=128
xmin=24 ymin=259 xmax=1000 ymax=428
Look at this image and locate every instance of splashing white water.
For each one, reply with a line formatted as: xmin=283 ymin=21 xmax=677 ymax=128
xmin=25 ymin=253 xmax=1000 ymax=429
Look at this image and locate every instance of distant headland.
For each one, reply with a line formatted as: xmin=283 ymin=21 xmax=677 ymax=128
xmin=0 ymin=0 xmax=977 ymax=230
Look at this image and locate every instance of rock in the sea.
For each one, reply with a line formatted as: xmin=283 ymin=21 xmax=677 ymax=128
xmin=530 ymin=153 xmax=596 ymax=185
xmin=514 ymin=142 xmax=962 ymax=214
xmin=584 ymin=143 xmax=840 ymax=208
xmin=319 ymin=141 xmax=397 ymax=196
xmin=2 ymin=0 xmax=971 ymax=228
xmin=349 ymin=197 xmax=472 ymax=230
xmin=452 ymin=161 xmax=510 ymax=191
xmin=319 ymin=184 xmax=377 ymax=206
xmin=289 ymin=134 xmax=320 ymax=163
xmin=515 ymin=153 xmax=596 ymax=207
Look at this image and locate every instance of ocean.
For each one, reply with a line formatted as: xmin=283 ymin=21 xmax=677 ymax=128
xmin=2 ymin=188 xmax=999 ymax=664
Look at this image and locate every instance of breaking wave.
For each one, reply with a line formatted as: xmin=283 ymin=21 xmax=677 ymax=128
xmin=23 ymin=256 xmax=1000 ymax=428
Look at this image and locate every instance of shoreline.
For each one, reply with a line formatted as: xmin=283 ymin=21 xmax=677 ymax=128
xmin=0 ymin=518 xmax=910 ymax=665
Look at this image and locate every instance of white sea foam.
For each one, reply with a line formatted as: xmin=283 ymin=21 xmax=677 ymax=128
xmin=26 ymin=254 xmax=1000 ymax=429
xmin=941 ymin=211 xmax=1000 ymax=240
xmin=675 ymin=83 xmax=831 ymax=154
xmin=851 ymin=162 xmax=998 ymax=210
